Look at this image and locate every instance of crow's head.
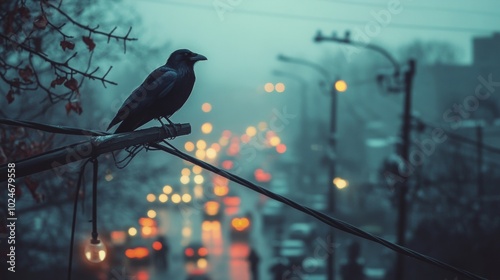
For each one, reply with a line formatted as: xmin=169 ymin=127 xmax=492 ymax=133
xmin=167 ymin=49 xmax=207 ymax=67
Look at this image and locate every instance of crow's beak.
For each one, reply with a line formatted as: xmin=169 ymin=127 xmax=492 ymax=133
xmin=190 ymin=53 xmax=207 ymax=62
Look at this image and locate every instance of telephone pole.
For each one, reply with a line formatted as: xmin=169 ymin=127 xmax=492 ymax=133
xmin=277 ymin=54 xmax=344 ymax=280
xmin=315 ymin=30 xmax=417 ymax=280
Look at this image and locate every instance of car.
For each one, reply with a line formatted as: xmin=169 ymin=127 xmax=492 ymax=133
xmin=184 ymin=242 xmax=209 ymax=276
xmin=124 ymin=236 xmax=152 ymax=267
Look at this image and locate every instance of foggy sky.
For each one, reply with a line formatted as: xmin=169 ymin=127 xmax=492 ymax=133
xmin=107 ymin=0 xmax=500 ymax=136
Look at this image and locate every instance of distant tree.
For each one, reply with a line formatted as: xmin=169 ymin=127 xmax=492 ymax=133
xmin=0 ymin=0 xmax=141 ymax=276
xmin=1 ymin=0 xmax=136 ymax=109
xmin=0 ymin=0 xmax=137 ymax=199
xmin=379 ymin=132 xmax=500 ymax=279
xmin=398 ymin=40 xmax=458 ymax=65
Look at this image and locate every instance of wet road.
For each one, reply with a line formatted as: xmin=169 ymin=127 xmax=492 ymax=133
xmin=128 ymin=186 xmax=275 ymax=280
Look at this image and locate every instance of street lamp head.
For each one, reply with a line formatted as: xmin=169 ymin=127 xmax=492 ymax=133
xmin=344 ymin=30 xmax=350 ymax=42
xmin=334 ymin=80 xmax=348 ymax=92
xmin=277 ymin=54 xmax=288 ymax=61
xmin=314 ymin=30 xmax=323 ymax=42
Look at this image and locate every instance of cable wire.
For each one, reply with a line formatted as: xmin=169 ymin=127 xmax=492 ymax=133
xmin=150 ymin=142 xmax=487 ymax=280
xmin=141 ymin=0 xmax=495 ymax=33
xmin=67 ymin=158 xmax=91 ymax=280
xmin=316 ymin=0 xmax=500 ymax=18
xmin=0 ymin=119 xmax=107 ymax=136
xmin=415 ymin=118 xmax=500 ymax=155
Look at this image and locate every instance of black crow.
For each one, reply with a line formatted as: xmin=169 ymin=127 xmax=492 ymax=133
xmin=107 ymin=49 xmax=207 ymax=133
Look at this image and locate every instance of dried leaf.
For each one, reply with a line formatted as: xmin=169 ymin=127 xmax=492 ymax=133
xmin=50 ymin=76 xmax=66 ymax=88
xmin=64 ymin=78 xmax=79 ymax=92
xmin=65 ymin=102 xmax=72 ymax=114
xmin=60 ymin=40 xmax=75 ymax=51
xmin=73 ymin=102 xmax=83 ymax=115
xmin=18 ymin=65 xmax=33 ymax=82
xmin=82 ymin=36 xmax=96 ymax=51
xmin=65 ymin=101 xmax=83 ymax=115
xmin=6 ymin=90 xmax=14 ymax=104
xmin=33 ymin=14 xmax=47 ymax=29
xmin=11 ymin=78 xmax=20 ymax=88
xmin=18 ymin=7 xmax=30 ymax=19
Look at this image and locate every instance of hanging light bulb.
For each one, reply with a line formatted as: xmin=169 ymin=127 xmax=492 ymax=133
xmin=84 ymin=158 xmax=106 ymax=263
xmin=84 ymin=238 xmax=107 ymax=263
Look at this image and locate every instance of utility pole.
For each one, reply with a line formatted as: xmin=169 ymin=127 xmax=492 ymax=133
xmin=314 ymin=30 xmax=417 ymax=280
xmin=327 ymin=79 xmax=339 ymax=280
xmin=476 ymin=124 xmax=483 ymax=199
xmin=276 ymin=54 xmax=342 ymax=280
xmin=395 ymin=59 xmax=416 ymax=279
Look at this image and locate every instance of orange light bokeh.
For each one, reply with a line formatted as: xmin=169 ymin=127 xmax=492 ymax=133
xmin=276 ymin=143 xmax=287 ymax=154
xmin=185 ymin=248 xmax=194 ymax=257
xmin=214 ymin=185 xmax=229 ymax=196
xmin=125 ymin=247 xmax=149 ymax=259
xmin=198 ymin=247 xmax=208 ymax=256
xmin=138 ymin=217 xmax=156 ymax=227
xmin=152 ymin=241 xmax=163 ymax=251
xmin=205 ymin=201 xmax=220 ymax=216
xmin=201 ymin=102 xmax=212 ymax=112
xmin=221 ymin=160 xmax=233 ymax=170
xmin=231 ymin=217 xmax=250 ymax=231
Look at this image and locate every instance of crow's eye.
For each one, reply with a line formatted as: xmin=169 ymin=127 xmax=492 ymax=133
xmin=184 ymin=52 xmax=189 ymax=56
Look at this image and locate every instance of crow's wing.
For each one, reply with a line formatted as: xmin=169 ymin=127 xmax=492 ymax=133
xmin=107 ymin=66 xmax=178 ymax=130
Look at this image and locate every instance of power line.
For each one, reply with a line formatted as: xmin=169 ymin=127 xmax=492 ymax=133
xmin=141 ymin=0 xmax=495 ymax=34
xmin=315 ymin=0 xmax=500 ymax=18
xmin=152 ymin=142 xmax=486 ymax=280
xmin=415 ymin=118 xmax=500 ymax=155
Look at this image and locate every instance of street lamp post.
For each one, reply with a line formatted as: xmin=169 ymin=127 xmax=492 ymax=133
xmin=277 ymin=54 xmax=341 ymax=280
xmin=327 ymin=78 xmax=338 ymax=280
xmin=315 ymin=30 xmax=417 ymax=280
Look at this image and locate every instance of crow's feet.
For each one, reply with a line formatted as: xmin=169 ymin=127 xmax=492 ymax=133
xmin=158 ymin=117 xmax=180 ymax=140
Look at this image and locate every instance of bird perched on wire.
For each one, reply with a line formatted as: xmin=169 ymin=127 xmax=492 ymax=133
xmin=107 ymin=49 xmax=207 ymax=133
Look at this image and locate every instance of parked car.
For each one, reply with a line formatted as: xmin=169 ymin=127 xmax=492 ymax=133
xmin=124 ymin=236 xmax=152 ymax=267
xmin=184 ymin=242 xmax=209 ymax=276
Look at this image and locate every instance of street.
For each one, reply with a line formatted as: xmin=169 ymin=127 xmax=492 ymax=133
xmin=127 ymin=185 xmax=275 ymax=280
